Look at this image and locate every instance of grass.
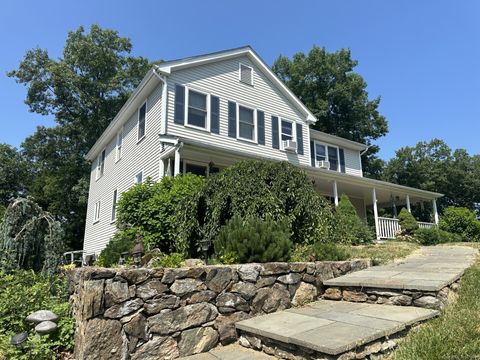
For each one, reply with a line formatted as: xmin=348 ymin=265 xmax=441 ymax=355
xmin=340 ymin=241 xmax=420 ymax=265
xmin=389 ymin=259 xmax=480 ymax=360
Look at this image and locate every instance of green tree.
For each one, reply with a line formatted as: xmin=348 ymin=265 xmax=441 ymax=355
xmin=0 ymin=144 xmax=30 ymax=208
xmin=272 ymin=46 xmax=388 ymax=177
xmin=334 ymin=194 xmax=373 ymax=244
xmin=9 ymin=25 xmax=155 ymax=249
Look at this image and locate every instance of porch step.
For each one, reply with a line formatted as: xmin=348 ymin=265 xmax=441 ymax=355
xmin=235 ymin=300 xmax=439 ymax=358
xmin=324 ymin=246 xmax=477 ymax=292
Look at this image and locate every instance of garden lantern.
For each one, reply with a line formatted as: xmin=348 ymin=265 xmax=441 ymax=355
xmin=131 ymin=233 xmax=145 ymax=268
xmin=11 ymin=331 xmax=28 ymax=351
xmin=199 ymin=238 xmax=211 ymax=262
xmin=119 ymin=251 xmax=130 ymax=265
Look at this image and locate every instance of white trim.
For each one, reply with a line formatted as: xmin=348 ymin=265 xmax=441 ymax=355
xmin=279 ymin=117 xmax=296 ymax=151
xmin=238 ymin=62 xmax=254 ymax=86
xmin=406 ymin=194 xmax=411 ymax=212
xmin=174 ymin=146 xmax=181 ymax=176
xmin=236 ymin=102 xmax=257 ymax=143
xmin=93 ymin=200 xmax=101 ymax=224
xmin=184 ymin=86 xmax=211 ymax=131
xmin=333 ymin=180 xmax=339 ymax=207
xmin=372 ymin=188 xmax=380 ymax=240
xmin=134 ymin=170 xmax=144 ymax=184
xmin=137 ymin=101 xmax=147 ymax=142
xmin=96 ymin=148 xmax=106 ymax=181
xmin=111 ymin=188 xmax=118 ymax=223
xmin=433 ymin=199 xmax=439 ymax=224
xmin=310 ymin=128 xmax=368 ymax=151
xmin=115 ymin=127 xmax=123 ymax=163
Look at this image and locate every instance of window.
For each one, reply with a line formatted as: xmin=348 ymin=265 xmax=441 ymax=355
xmin=135 ymin=171 xmax=143 ymax=184
xmin=328 ymin=146 xmax=339 ymax=171
xmin=238 ymin=105 xmax=255 ymax=141
xmin=187 ymin=89 xmax=208 ymax=129
xmin=93 ymin=201 xmax=101 ymax=223
xmin=96 ymin=149 xmax=106 ymax=180
xmin=239 ymin=63 xmax=253 ymax=85
xmin=281 ymin=119 xmax=293 ymax=141
xmin=115 ymin=129 xmax=123 ymax=162
xmin=315 ymin=144 xmax=326 ymax=161
xmin=314 ymin=142 xmax=340 ymax=171
xmin=185 ymin=163 xmax=207 ymax=176
xmin=138 ymin=102 xmax=146 ymax=140
xmin=111 ymin=189 xmax=118 ymax=222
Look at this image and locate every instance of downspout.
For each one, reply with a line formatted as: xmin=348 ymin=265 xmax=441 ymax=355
xmin=153 ymin=66 xmax=168 ymax=135
xmin=360 ymin=146 xmax=370 ymax=156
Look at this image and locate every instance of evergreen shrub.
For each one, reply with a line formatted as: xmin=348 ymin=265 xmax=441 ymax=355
xmin=398 ymin=208 xmax=419 ymax=235
xmin=439 ymin=207 xmax=480 ymax=241
xmin=333 ymin=194 xmax=373 ymax=245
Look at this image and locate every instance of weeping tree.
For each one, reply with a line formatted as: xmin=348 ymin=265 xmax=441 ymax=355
xmin=0 ymin=197 xmax=64 ymax=274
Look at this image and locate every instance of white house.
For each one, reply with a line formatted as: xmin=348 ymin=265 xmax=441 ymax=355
xmin=83 ymin=46 xmax=441 ymax=256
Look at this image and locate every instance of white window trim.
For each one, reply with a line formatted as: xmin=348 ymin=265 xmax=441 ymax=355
xmin=236 ymin=102 xmax=258 ymax=143
xmin=279 ymin=117 xmax=297 ymax=151
xmin=111 ymin=189 xmax=118 ymax=223
xmin=137 ymin=101 xmax=147 ymax=143
xmin=314 ymin=141 xmax=340 ymax=172
xmin=96 ymin=149 xmax=106 ymax=181
xmin=134 ymin=170 xmax=144 ymax=184
xmin=115 ymin=127 xmax=123 ymax=163
xmin=184 ymin=86 xmax=211 ymax=132
xmin=93 ymin=200 xmax=101 ymax=224
xmin=239 ymin=63 xmax=254 ymax=86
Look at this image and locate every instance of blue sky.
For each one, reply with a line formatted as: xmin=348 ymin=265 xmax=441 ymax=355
xmin=1 ymin=0 xmax=479 ymax=160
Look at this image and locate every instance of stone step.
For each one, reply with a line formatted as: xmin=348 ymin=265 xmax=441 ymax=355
xmin=178 ymin=344 xmax=276 ymax=360
xmin=235 ymin=300 xmax=439 ymax=358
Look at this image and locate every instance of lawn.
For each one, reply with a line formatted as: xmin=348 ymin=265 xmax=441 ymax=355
xmin=341 ymin=241 xmax=420 ymax=265
xmin=389 ymin=258 xmax=480 ymax=360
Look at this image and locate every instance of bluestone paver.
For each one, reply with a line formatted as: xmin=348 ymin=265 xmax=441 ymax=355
xmin=179 ymin=344 xmax=276 ymax=360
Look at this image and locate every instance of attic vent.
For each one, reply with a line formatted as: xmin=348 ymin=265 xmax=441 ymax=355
xmin=239 ymin=63 xmax=253 ymax=85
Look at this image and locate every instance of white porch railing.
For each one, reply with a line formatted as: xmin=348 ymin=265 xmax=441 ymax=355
xmin=418 ymin=221 xmax=436 ymax=229
xmin=378 ymin=217 xmax=401 ymax=239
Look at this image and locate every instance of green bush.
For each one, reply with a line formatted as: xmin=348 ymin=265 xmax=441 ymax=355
xmin=398 ymin=208 xmax=419 ymax=235
xmin=333 ymin=194 xmax=373 ymax=245
xmin=116 ymin=175 xmax=205 ymax=255
xmin=150 ymin=253 xmax=184 ymax=268
xmin=202 ymin=160 xmax=335 ymax=245
xmin=214 ymin=215 xmax=292 ymax=263
xmin=0 ymin=270 xmax=74 ymax=359
xmin=415 ymin=227 xmax=462 ymax=245
xmin=439 ymin=206 xmax=480 ymax=241
xmin=312 ymin=242 xmax=350 ymax=261
xmin=97 ymin=228 xmax=137 ymax=267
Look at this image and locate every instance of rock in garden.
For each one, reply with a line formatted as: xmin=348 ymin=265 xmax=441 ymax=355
xmin=26 ymin=310 xmax=59 ymax=324
xmin=292 ymin=282 xmax=317 ymax=306
xmin=104 ymin=280 xmax=130 ymax=307
xmin=277 ymin=273 xmax=302 ymax=285
xmin=131 ymin=336 xmax=179 ymax=360
xmin=148 ymin=302 xmax=218 ymax=335
xmin=104 ymin=298 xmax=144 ymax=319
xmin=136 ymin=280 xmax=168 ymax=300
xmin=188 ymin=290 xmax=217 ymax=304
xmin=255 ymin=276 xmax=276 ymax=288
xmin=118 ymin=269 xmax=151 ymax=285
xmin=323 ymin=287 xmax=342 ymax=300
xmin=231 ymin=281 xmax=257 ymax=300
xmin=315 ymin=262 xmax=334 ymax=282
xmin=252 ymin=283 xmax=291 ymax=314
xmin=35 ymin=320 xmax=57 ymax=335
xmin=76 ymin=318 xmax=124 ymax=360
xmin=216 ymin=292 xmax=249 ymax=311
xmin=343 ymin=290 xmax=367 ymax=302
xmin=206 ymin=267 xmax=234 ymax=293
xmin=80 ymin=279 xmax=105 ymax=320
xmin=170 ymin=278 xmax=206 ymax=296
xmin=289 ymin=263 xmax=307 ymax=273
xmin=144 ymin=295 xmax=180 ymax=315
xmin=178 ymin=327 xmax=219 ymax=356
xmin=388 ymin=295 xmax=412 ymax=306
xmin=261 ymin=262 xmax=290 ymax=276
xmin=413 ymin=296 xmax=442 ymax=310
xmin=238 ymin=264 xmax=263 ymax=282
xmin=214 ymin=311 xmax=251 ymax=344
xmin=123 ymin=313 xmax=147 ymax=340
xmin=181 ymin=258 xmax=205 ymax=267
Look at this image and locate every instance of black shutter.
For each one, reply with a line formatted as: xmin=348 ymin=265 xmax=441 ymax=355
xmin=339 ymin=148 xmax=346 ymax=173
xmin=228 ymin=101 xmax=236 ymax=138
xmin=296 ymin=123 xmax=304 ymax=155
xmin=210 ymin=96 xmax=220 ymax=134
xmin=271 ymin=116 xmax=279 ymax=149
xmin=310 ymin=140 xmax=315 ymax=166
xmin=174 ymin=85 xmax=185 ymax=124
xmin=257 ymin=111 xmax=265 ymax=145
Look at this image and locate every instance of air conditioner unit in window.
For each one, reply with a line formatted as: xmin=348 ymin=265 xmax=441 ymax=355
xmin=282 ymin=140 xmax=297 ymax=152
xmin=316 ymin=160 xmax=330 ymax=169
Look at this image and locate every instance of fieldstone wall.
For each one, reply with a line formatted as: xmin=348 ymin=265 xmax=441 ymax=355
xmin=71 ymin=259 xmax=370 ymax=360
xmin=323 ymin=281 xmax=460 ymax=310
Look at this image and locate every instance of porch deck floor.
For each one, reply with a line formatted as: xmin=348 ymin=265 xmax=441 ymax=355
xmin=324 ymin=246 xmax=477 ymax=291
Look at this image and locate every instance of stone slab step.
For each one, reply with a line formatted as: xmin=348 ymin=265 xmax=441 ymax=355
xmin=178 ymin=344 xmax=276 ymax=360
xmin=236 ymin=300 xmax=439 ymax=356
xmin=324 ymin=246 xmax=477 ymax=291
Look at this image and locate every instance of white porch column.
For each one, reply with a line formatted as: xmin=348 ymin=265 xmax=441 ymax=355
xmin=406 ymin=194 xmax=411 ymax=213
xmin=333 ymin=180 xmax=339 ymax=207
xmin=433 ymin=199 xmax=439 ymax=224
xmin=372 ymin=188 xmax=380 ymax=240
xmin=174 ymin=147 xmax=181 ymax=176
xmin=166 ymin=159 xmax=172 ymax=176
xmin=159 ymin=159 xmax=165 ymax=179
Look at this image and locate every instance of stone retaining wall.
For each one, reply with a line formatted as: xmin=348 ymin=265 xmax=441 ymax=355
xmin=71 ymin=259 xmax=370 ymax=359
xmin=323 ymin=281 xmax=460 ymax=310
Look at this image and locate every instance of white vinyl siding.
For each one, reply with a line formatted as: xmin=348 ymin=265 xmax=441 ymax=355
xmin=83 ymin=83 xmax=163 ymax=256
xmin=166 ymin=56 xmax=310 ymax=166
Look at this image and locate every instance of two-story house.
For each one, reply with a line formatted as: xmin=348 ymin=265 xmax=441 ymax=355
xmin=83 ymin=46 xmax=442 ymax=256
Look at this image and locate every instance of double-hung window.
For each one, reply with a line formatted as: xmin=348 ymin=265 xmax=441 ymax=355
xmin=327 ymin=146 xmax=339 ymax=171
xmin=314 ymin=142 xmax=340 ymax=171
xmin=135 ymin=171 xmax=143 ymax=184
xmin=96 ymin=149 xmax=106 ymax=180
xmin=238 ymin=105 xmax=256 ymax=141
xmin=138 ymin=102 xmax=146 ymax=141
xmin=281 ymin=119 xmax=294 ymax=141
xmin=187 ymin=89 xmax=208 ymax=129
xmin=111 ymin=189 xmax=118 ymax=222
xmin=115 ymin=129 xmax=123 ymax=162
xmin=93 ymin=201 xmax=101 ymax=223
xmin=315 ymin=143 xmax=326 ymax=162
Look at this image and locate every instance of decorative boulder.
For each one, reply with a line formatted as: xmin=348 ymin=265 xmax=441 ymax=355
xmin=26 ymin=310 xmax=59 ymax=324
xmin=35 ymin=320 xmax=58 ymax=335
